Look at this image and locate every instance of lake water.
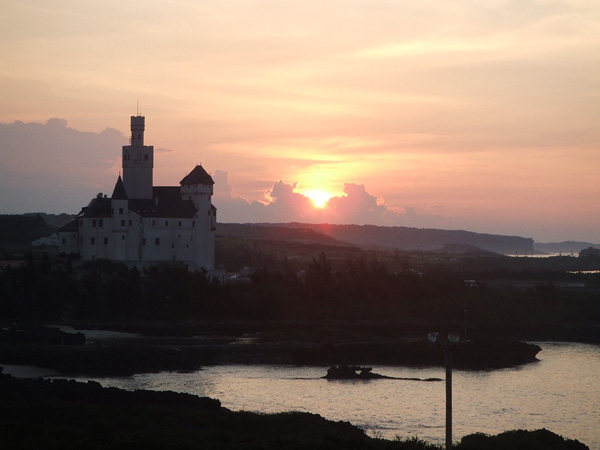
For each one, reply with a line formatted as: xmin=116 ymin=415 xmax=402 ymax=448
xmin=4 ymin=342 xmax=599 ymax=448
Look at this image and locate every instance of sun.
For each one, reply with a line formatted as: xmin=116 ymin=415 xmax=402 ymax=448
xmin=303 ymin=190 xmax=333 ymax=208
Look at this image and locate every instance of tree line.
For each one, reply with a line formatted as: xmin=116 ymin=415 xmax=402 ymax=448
xmin=1 ymin=254 xmax=599 ymax=341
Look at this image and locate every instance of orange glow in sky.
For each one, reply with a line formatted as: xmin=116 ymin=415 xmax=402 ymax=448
xmin=1 ymin=1 xmax=599 ymax=242
xmin=303 ymin=190 xmax=334 ymax=209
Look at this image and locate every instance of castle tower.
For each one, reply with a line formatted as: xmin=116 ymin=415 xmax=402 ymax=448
xmin=122 ymin=116 xmax=153 ymax=199
xmin=180 ymin=165 xmax=215 ymax=270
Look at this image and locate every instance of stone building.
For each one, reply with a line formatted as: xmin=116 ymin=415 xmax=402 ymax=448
xmin=58 ymin=116 xmax=216 ymax=273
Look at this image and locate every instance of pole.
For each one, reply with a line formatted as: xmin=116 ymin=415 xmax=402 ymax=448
xmin=445 ymin=346 xmax=453 ymax=450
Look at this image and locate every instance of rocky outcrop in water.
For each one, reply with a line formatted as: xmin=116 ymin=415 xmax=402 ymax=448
xmin=323 ymin=365 xmax=442 ymax=381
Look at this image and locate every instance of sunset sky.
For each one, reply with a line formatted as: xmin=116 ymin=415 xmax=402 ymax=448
xmin=1 ymin=0 xmax=599 ymax=243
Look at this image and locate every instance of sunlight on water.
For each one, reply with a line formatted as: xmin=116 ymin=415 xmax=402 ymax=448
xmin=43 ymin=342 xmax=599 ymax=448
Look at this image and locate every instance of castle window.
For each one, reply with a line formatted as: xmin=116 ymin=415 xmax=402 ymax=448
xmin=121 ymin=220 xmax=126 ymax=226
xmin=165 ymin=220 xmax=169 ymax=226
xmin=99 ymin=219 xmax=103 ymax=227
xmin=142 ymin=238 xmax=146 ymax=246
xmin=178 ymin=221 xmax=181 ymax=227
xmin=129 ymin=220 xmax=132 ymax=226
xmin=155 ymin=238 xmax=160 ymax=245
xmin=144 ymin=154 xmax=148 ymax=161
xmin=62 ymin=238 xmax=66 ymax=245
xmin=119 ymin=208 xmax=123 ymax=214
xmin=171 ymin=244 xmax=174 ymax=248
xmin=91 ymin=237 xmax=95 ymax=245
xmin=92 ymin=220 xmax=96 ymax=228
xmin=192 ymin=221 xmax=195 ymax=227
xmin=104 ymin=237 xmax=108 ymax=245
xmin=122 ymin=235 xmax=125 ymax=240
xmin=111 ymin=208 xmax=114 ymax=214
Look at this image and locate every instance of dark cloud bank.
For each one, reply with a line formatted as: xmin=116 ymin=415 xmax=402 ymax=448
xmin=0 ymin=119 xmax=126 ymax=214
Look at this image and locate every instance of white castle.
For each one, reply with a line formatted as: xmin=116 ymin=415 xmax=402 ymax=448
xmin=58 ymin=116 xmax=216 ymax=272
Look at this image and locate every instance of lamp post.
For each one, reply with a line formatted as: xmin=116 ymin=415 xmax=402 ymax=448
xmin=428 ymin=331 xmax=460 ymax=450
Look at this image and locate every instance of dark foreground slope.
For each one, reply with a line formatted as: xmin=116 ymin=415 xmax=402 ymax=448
xmin=0 ymin=373 xmax=588 ymax=450
xmin=0 ymin=372 xmax=375 ymax=450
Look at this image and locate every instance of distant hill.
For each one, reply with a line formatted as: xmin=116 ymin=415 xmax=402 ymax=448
xmin=217 ymin=223 xmax=347 ymax=246
xmin=219 ymin=222 xmax=535 ymax=255
xmin=534 ymin=241 xmax=600 ymax=255
xmin=0 ymin=214 xmax=54 ymax=246
xmin=22 ymin=212 xmax=75 ymax=230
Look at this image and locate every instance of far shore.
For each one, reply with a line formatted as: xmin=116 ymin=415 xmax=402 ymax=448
xmin=1 ymin=321 xmax=544 ymax=377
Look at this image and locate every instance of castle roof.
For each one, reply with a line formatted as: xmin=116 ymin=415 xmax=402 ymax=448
xmin=56 ymin=220 xmax=79 ymax=232
xmin=128 ymin=187 xmax=198 ymax=218
xmin=74 ymin=187 xmax=204 ymax=219
xmin=78 ymin=196 xmax=112 ymax=218
xmin=111 ymin=176 xmax=128 ymax=200
xmin=180 ymin=165 xmax=214 ymax=186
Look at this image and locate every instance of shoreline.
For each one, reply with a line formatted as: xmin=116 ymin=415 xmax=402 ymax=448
xmin=0 ymin=370 xmax=590 ymax=450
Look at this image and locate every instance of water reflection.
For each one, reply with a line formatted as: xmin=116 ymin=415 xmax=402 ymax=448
xmin=37 ymin=342 xmax=600 ymax=448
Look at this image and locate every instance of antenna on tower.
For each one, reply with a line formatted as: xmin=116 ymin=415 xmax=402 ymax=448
xmin=137 ymin=100 xmax=139 ymax=116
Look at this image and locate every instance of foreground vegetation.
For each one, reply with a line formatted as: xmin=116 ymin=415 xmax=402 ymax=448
xmin=0 ymin=372 xmax=588 ymax=450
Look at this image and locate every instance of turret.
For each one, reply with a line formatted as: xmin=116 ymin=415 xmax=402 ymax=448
xmin=180 ymin=165 xmax=214 ymax=209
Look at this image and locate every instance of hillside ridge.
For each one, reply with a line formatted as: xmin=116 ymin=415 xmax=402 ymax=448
xmin=220 ymin=222 xmax=535 ymax=254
